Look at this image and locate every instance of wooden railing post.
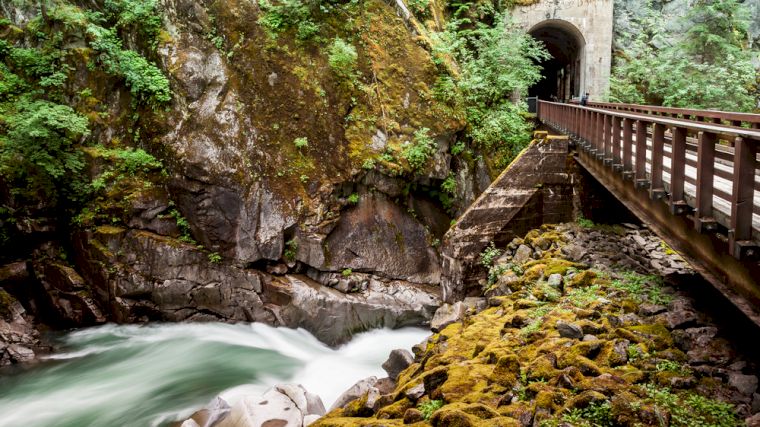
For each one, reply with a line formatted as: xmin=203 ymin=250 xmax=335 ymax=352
xmin=650 ymin=123 xmax=666 ymax=200
xmin=622 ymin=118 xmax=633 ymax=175
xmin=603 ymin=115 xmax=611 ymax=162
xmin=669 ymin=127 xmax=688 ymax=215
xmin=611 ymin=116 xmax=622 ymax=168
xmin=695 ymin=131 xmax=717 ymax=233
xmin=729 ymin=137 xmax=759 ymax=259
xmin=635 ymin=120 xmax=649 ymax=188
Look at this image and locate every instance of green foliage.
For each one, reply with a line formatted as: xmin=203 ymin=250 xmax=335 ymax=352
xmin=441 ymin=173 xmax=457 ymax=195
xmin=566 ymin=284 xmax=602 ymax=308
xmin=257 ymin=0 xmax=320 ymax=40
xmin=86 ymin=25 xmax=171 ymax=106
xmin=361 ymin=158 xmax=376 ymax=170
xmin=341 ymin=268 xmax=353 ymax=277
xmin=347 ymin=193 xmax=360 ymax=204
xmin=450 ymin=141 xmax=465 ymax=156
xmin=284 ymin=239 xmax=298 ymax=261
xmin=642 ymin=384 xmax=741 ymax=427
xmin=479 ymin=242 xmax=501 ymax=267
xmin=417 ymin=400 xmax=443 ymax=420
xmin=431 ymin=14 xmax=549 ymax=168
xmin=561 ymin=401 xmax=614 ymax=427
xmin=656 ymin=360 xmax=692 ymax=376
xmin=208 ymin=252 xmax=222 ymax=263
xmin=577 ymin=215 xmax=595 ymax=228
xmin=610 ymin=0 xmax=756 ymax=112
xmin=169 ymin=209 xmax=195 ymax=243
xmin=610 ymin=271 xmax=672 ymax=305
xmin=294 ymin=137 xmax=309 ymax=150
xmin=0 ymin=98 xmax=89 ymax=203
xmin=401 ymin=128 xmax=436 ymax=172
xmin=327 ymin=38 xmax=358 ymax=81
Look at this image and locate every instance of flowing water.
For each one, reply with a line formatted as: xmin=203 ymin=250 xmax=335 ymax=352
xmin=0 ymin=323 xmax=429 ymax=427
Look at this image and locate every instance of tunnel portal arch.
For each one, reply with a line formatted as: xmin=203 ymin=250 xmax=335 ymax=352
xmin=528 ymin=19 xmax=586 ymax=101
xmin=513 ymin=0 xmax=613 ymax=101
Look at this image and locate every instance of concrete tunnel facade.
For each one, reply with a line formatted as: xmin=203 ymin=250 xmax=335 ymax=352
xmin=513 ymin=0 xmax=614 ymax=102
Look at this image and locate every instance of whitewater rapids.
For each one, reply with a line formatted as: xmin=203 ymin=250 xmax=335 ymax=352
xmin=0 ymin=322 xmax=429 ymax=427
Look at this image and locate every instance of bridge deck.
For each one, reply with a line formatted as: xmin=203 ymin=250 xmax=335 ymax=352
xmin=539 ymin=100 xmax=760 ymax=326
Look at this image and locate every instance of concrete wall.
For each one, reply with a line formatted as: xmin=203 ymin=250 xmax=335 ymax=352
xmin=514 ymin=0 xmax=614 ymax=100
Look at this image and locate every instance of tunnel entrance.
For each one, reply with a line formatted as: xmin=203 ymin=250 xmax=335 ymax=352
xmin=528 ymin=20 xmax=585 ymax=102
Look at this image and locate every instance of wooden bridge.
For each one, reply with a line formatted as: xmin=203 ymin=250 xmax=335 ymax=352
xmin=539 ymin=100 xmax=760 ymax=323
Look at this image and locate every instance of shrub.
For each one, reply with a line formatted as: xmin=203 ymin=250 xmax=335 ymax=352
xmin=294 ymin=137 xmax=308 ymax=150
xmin=418 ymin=400 xmax=443 ymax=420
xmin=327 ymin=38 xmax=358 ymax=81
xmin=401 ymin=128 xmax=436 ymax=172
xmin=441 ymin=173 xmax=457 ymax=195
xmin=0 ymin=98 xmax=89 ymax=203
xmin=479 ymin=242 xmax=501 ymax=267
xmin=284 ymin=239 xmax=298 ymax=261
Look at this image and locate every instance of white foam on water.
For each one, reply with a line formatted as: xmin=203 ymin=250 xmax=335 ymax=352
xmin=0 ymin=322 xmax=429 ymax=427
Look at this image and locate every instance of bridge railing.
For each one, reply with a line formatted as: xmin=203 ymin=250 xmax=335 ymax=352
xmin=539 ymin=100 xmax=760 ymax=260
xmin=571 ymin=100 xmax=760 ymax=129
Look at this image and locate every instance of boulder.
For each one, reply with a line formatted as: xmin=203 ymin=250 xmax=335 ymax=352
xmin=547 ymin=274 xmax=563 ymax=288
xmin=556 ymin=321 xmax=584 ymax=339
xmin=431 ymin=302 xmax=466 ymax=332
xmin=331 ymin=377 xmax=378 ymax=410
xmin=513 ymin=245 xmax=533 ymax=265
xmin=275 ymin=275 xmax=439 ymax=346
xmin=216 ymin=385 xmax=324 ymax=427
xmin=729 ymin=373 xmax=759 ymax=396
xmin=382 ymin=349 xmax=414 ymax=381
xmin=183 ymin=397 xmax=230 ymax=427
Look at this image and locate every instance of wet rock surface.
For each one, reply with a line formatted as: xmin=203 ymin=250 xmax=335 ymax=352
xmin=314 ymin=224 xmax=760 ymax=426
xmin=0 ymin=284 xmax=43 ymax=366
xmin=179 ymin=384 xmax=326 ymax=427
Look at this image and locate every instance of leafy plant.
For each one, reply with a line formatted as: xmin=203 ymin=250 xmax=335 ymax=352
xmin=561 ymin=401 xmax=614 ymax=427
xmin=642 ymin=384 xmax=740 ymax=427
xmin=257 ymin=0 xmax=320 ymax=40
xmin=479 ymin=242 xmax=501 ymax=267
xmin=437 ymin=13 xmax=549 ymax=167
xmin=450 ymin=141 xmax=465 ymax=156
xmin=208 ymin=252 xmax=222 ymax=263
xmin=347 ymin=193 xmax=360 ymax=204
xmin=441 ymin=173 xmax=457 ymax=195
xmin=401 ymin=128 xmax=436 ymax=172
xmin=361 ymin=158 xmax=376 ymax=170
xmin=566 ymin=284 xmax=602 ymax=308
xmin=169 ymin=209 xmax=195 ymax=244
xmin=327 ymin=38 xmax=358 ymax=81
xmin=418 ymin=399 xmax=444 ymax=420
xmin=294 ymin=136 xmax=309 ymax=150
xmin=610 ymin=271 xmax=672 ymax=305
xmin=341 ymin=268 xmax=353 ymax=277
xmin=577 ymin=215 xmax=595 ymax=228
xmin=284 ymin=239 xmax=298 ymax=261
xmin=0 ymin=98 xmax=89 ymax=204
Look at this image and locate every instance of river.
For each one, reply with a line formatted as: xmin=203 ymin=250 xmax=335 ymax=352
xmin=0 ymin=322 xmax=429 ymax=427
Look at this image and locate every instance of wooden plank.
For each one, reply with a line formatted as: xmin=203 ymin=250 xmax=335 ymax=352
xmin=635 ymin=120 xmax=648 ymax=181
xmin=670 ymin=127 xmax=687 ymax=202
xmin=651 ymin=124 xmax=666 ymax=191
xmin=623 ymin=118 xmax=634 ymax=171
xmin=613 ymin=117 xmax=622 ymax=163
xmin=730 ymin=137 xmax=758 ymax=251
xmin=604 ymin=115 xmax=612 ymax=158
xmin=696 ymin=132 xmax=717 ymax=221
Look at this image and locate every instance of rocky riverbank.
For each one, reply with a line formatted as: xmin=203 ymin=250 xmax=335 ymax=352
xmin=311 ymin=223 xmax=760 ymax=427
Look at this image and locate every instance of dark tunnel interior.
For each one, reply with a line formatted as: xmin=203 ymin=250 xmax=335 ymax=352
xmin=528 ymin=22 xmax=584 ymax=102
